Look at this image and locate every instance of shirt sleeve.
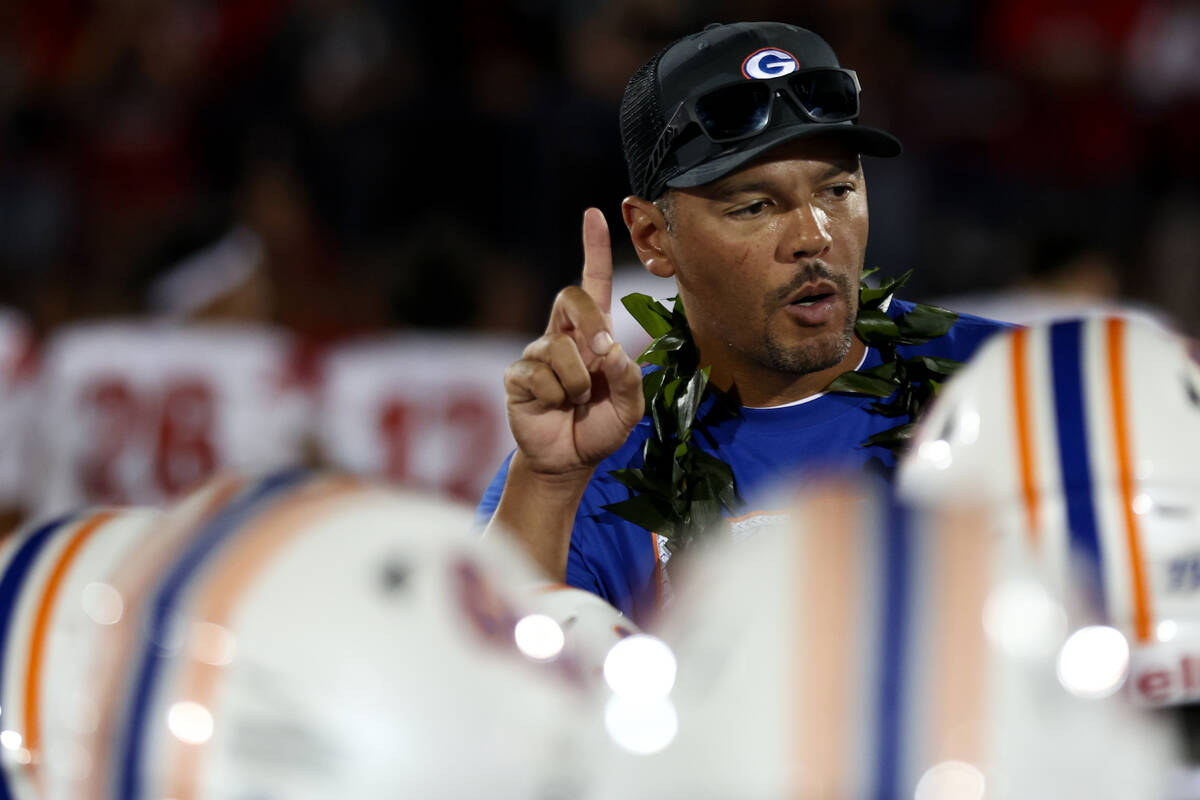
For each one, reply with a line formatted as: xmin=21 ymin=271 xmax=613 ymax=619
xmin=475 ymin=448 xmax=611 ymax=600
xmin=474 ymin=449 xmax=514 ymax=528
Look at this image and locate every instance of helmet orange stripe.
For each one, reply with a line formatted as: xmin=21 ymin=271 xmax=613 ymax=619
xmin=1107 ymin=317 xmax=1153 ymax=643
xmin=22 ymin=509 xmax=117 ymax=775
xmin=163 ymin=476 xmax=361 ymax=800
xmin=791 ymin=483 xmax=861 ymax=796
xmin=1010 ymin=327 xmax=1040 ymax=545
xmin=924 ymin=505 xmax=991 ymax=769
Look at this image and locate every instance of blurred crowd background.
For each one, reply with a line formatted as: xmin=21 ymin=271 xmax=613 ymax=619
xmin=0 ymin=0 xmax=1197 ymax=526
xmin=1 ymin=0 xmax=1198 ymax=340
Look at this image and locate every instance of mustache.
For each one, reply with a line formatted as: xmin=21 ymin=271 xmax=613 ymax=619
xmin=765 ymin=262 xmax=854 ymax=309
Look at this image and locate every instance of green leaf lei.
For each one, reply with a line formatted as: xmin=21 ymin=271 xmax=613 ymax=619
xmin=603 ymin=269 xmax=963 ymax=554
xmin=601 ymin=294 xmax=738 ymax=556
xmin=824 ymin=268 xmax=962 ymax=451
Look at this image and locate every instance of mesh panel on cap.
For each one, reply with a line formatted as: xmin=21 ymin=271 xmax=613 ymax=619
xmin=619 ymin=43 xmax=674 ymax=200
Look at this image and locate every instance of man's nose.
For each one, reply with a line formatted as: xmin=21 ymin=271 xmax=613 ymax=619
xmin=778 ymin=202 xmax=833 ymax=262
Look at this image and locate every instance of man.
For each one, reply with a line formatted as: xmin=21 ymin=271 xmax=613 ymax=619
xmin=479 ymin=22 xmax=1006 ymax=623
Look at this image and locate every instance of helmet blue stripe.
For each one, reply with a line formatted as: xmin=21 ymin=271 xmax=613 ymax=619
xmin=0 ymin=513 xmax=77 ymax=800
xmin=116 ymin=470 xmax=310 ymax=800
xmin=1049 ymin=320 xmax=1106 ymax=607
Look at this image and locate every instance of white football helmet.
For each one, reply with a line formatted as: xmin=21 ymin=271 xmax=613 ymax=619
xmin=589 ymin=479 xmax=1178 ymax=799
xmin=0 ymin=507 xmax=161 ymax=800
xmin=899 ymin=315 xmax=1200 ymax=708
xmin=68 ymin=470 xmax=589 ymax=800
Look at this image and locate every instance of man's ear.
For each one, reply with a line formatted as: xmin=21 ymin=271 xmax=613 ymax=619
xmin=621 ymin=195 xmax=676 ymax=278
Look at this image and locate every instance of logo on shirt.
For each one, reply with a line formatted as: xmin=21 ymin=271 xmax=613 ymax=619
xmin=742 ymin=48 xmax=798 ymax=80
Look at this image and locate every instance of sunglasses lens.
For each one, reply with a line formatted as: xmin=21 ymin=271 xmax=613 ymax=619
xmin=788 ymin=70 xmax=859 ymax=121
xmin=694 ymin=82 xmax=772 ymax=141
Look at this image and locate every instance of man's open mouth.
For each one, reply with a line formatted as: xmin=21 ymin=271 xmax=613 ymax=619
xmin=790 ymin=291 xmax=836 ymax=308
xmin=781 ymin=280 xmax=842 ymax=326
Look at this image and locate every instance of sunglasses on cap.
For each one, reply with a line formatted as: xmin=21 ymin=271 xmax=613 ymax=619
xmin=645 ymin=67 xmax=863 ymax=196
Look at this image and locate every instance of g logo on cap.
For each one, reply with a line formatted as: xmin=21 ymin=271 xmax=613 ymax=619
xmin=741 ymin=48 xmax=798 ymax=79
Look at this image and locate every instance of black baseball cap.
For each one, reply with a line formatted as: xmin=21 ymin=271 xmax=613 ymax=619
xmin=620 ymin=22 xmax=902 ymax=200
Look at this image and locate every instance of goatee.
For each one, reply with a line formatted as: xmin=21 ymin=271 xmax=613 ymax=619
xmin=762 ymin=262 xmax=857 ymax=376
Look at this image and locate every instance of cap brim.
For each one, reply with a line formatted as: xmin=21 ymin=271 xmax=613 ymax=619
xmin=664 ymin=123 xmax=902 ymax=191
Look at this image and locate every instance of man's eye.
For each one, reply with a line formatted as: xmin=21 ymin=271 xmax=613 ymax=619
xmin=825 ymin=184 xmax=854 ymax=198
xmin=731 ymin=200 xmax=769 ymax=217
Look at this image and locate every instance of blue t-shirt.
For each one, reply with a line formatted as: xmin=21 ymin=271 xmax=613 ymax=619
xmin=477 ymin=299 xmax=1008 ymax=624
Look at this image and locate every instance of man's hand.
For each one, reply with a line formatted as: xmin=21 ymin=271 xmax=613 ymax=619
xmin=503 ymin=208 xmax=645 ymax=478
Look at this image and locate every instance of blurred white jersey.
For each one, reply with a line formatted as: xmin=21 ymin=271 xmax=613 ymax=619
xmin=316 ymin=332 xmax=521 ymax=502
xmin=0 ymin=309 xmax=34 ymax=508
xmin=929 ymin=290 xmax=1170 ymax=329
xmin=610 ymin=266 xmax=677 ymax=357
xmin=28 ymin=322 xmax=311 ymax=517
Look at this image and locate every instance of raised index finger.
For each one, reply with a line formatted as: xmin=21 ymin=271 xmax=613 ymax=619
xmin=580 ymin=207 xmax=613 ymax=316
